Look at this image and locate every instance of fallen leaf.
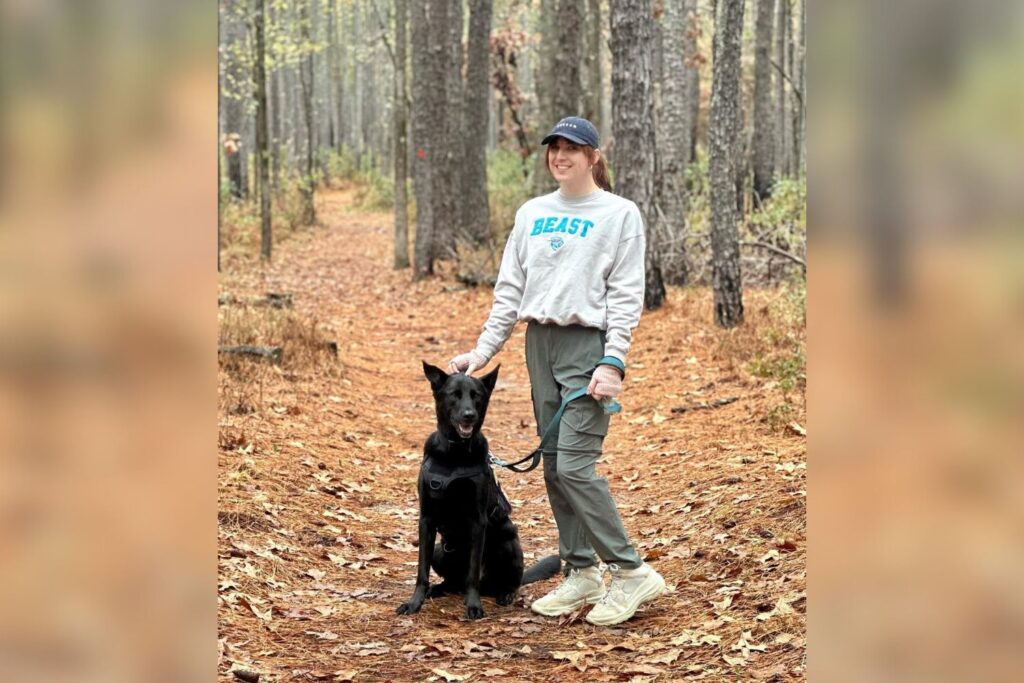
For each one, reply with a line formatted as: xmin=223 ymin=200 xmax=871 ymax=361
xmin=481 ymin=669 xmax=508 ymax=677
xmin=645 ymin=648 xmax=682 ymax=665
xmin=431 ymin=669 xmax=468 ymax=682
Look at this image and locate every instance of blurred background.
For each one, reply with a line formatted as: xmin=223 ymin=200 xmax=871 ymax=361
xmin=0 ymin=0 xmax=1021 ymax=681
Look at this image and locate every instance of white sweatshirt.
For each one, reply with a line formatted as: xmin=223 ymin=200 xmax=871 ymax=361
xmin=474 ymin=187 xmax=647 ymax=365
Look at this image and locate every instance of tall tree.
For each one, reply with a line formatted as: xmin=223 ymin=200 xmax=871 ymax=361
xmin=532 ymin=0 xmax=558 ymax=196
xmin=252 ymin=0 xmax=272 ymax=260
xmin=553 ymin=0 xmax=583 ymax=116
xmin=790 ymin=0 xmax=804 ymax=176
xmin=410 ymin=0 xmax=437 ymax=278
xmin=611 ymin=0 xmax=665 ymax=309
xmin=221 ymin=0 xmax=249 ymax=199
xmin=393 ymin=0 xmax=410 ymax=268
xmin=583 ymin=0 xmax=603 ymax=127
xmin=751 ymin=0 xmax=776 ymax=202
xmin=436 ymin=0 xmax=463 ymax=257
xmin=774 ymin=0 xmax=789 ymax=178
xmin=682 ymin=0 xmax=700 ymax=164
xmin=298 ymin=0 xmax=317 ymax=225
xmin=656 ymin=0 xmax=694 ymax=286
xmin=463 ymin=0 xmax=494 ymax=246
xmin=709 ymin=0 xmax=745 ymax=327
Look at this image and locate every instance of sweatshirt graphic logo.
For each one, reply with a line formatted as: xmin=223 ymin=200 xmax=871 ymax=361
xmin=550 ymin=236 xmax=564 ymax=250
xmin=530 ymin=215 xmax=595 ymax=238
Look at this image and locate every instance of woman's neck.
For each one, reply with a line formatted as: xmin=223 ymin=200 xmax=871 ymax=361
xmin=558 ymin=178 xmax=600 ymax=199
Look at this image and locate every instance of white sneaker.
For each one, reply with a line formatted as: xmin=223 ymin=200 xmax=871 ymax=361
xmin=585 ymin=563 xmax=666 ymax=626
xmin=530 ymin=565 xmax=606 ymax=616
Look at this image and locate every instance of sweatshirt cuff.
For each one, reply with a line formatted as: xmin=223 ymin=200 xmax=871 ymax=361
xmin=596 ymin=355 xmax=626 ymax=378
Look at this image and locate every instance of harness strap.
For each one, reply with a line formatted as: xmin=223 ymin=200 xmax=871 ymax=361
xmin=489 ymin=386 xmax=590 ymax=473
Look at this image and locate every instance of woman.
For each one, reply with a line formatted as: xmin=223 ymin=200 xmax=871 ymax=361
xmin=448 ymin=116 xmax=666 ymax=626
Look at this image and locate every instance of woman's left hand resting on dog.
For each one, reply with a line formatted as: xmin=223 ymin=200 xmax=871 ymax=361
xmin=449 ymin=349 xmax=488 ymax=375
xmin=587 ymin=364 xmax=622 ymax=401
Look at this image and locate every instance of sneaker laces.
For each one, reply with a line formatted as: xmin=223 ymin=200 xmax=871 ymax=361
xmin=597 ymin=563 xmax=625 ymax=605
xmin=551 ymin=567 xmax=582 ymax=596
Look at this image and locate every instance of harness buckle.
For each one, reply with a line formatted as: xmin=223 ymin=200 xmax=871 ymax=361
xmin=429 ymin=478 xmax=443 ymax=490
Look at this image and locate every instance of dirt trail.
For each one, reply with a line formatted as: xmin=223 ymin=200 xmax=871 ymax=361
xmin=218 ymin=187 xmax=806 ymax=682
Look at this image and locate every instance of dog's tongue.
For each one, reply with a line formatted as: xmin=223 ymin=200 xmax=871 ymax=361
xmin=456 ymin=423 xmax=474 ymax=437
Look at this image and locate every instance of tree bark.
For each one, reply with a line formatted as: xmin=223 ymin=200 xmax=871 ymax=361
xmin=751 ymin=0 xmax=776 ymax=201
xmin=553 ymin=0 xmax=583 ymax=117
xmin=252 ymin=0 xmax=272 ymax=261
xmin=709 ymin=0 xmax=745 ymax=327
xmin=611 ymin=0 xmax=664 ymax=310
xmin=463 ymin=0 xmax=494 ymax=246
xmin=393 ymin=0 xmax=410 ymax=268
xmin=221 ymin=1 xmax=249 ymax=199
xmin=410 ymin=0 xmax=436 ymax=278
xmin=298 ymin=0 xmax=317 ymax=225
xmin=683 ymin=0 xmax=700 ymax=164
xmin=656 ymin=0 xmax=691 ymax=286
xmin=583 ymin=0 xmax=603 ymax=127
xmin=532 ymin=0 xmax=558 ymax=197
xmin=774 ymin=0 xmax=789 ymax=178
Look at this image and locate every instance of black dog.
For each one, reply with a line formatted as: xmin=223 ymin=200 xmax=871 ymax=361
xmin=396 ymin=362 xmax=560 ymax=619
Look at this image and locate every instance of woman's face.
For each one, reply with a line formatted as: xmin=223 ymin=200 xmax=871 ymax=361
xmin=548 ymin=137 xmax=594 ymax=186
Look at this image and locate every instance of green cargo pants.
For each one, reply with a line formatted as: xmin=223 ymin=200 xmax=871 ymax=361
xmin=524 ymin=321 xmax=643 ymax=572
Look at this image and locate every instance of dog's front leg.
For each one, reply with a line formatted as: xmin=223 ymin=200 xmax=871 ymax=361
xmin=396 ymin=516 xmax=436 ymax=615
xmin=464 ymin=515 xmax=487 ymax=619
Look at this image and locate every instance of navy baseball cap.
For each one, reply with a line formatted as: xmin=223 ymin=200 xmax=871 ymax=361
xmin=541 ymin=116 xmax=600 ymax=148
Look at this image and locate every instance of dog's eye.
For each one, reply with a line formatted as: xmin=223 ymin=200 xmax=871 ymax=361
xmin=469 ymin=390 xmax=479 ymax=400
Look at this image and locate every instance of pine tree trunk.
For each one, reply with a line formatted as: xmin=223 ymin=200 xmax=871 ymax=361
xmin=656 ymin=0 xmax=691 ymax=286
xmin=463 ymin=0 xmax=494 ymax=246
xmin=393 ymin=0 xmax=410 ymax=268
xmin=709 ymin=0 xmax=745 ymax=327
xmin=774 ymin=0 xmax=787 ymax=179
xmin=532 ymin=0 xmax=558 ymax=197
xmin=683 ymin=0 xmax=700 ymax=164
xmin=583 ymin=0 xmax=603 ymax=127
xmin=611 ymin=0 xmax=664 ymax=310
xmin=222 ymin=1 xmax=248 ymax=199
xmin=410 ymin=0 xmax=435 ymax=279
xmin=253 ymin=0 xmax=272 ymax=261
xmin=553 ymin=0 xmax=583 ymax=117
xmin=796 ymin=0 xmax=805 ymax=173
xmin=298 ymin=0 xmax=317 ymax=225
xmin=751 ymin=0 xmax=775 ymax=202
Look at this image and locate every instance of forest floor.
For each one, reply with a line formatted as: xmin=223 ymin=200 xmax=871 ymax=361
xmin=218 ymin=185 xmax=807 ymax=682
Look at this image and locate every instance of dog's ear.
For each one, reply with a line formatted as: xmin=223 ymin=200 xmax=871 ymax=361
xmin=479 ymin=364 xmax=500 ymax=395
xmin=422 ymin=361 xmax=448 ymax=392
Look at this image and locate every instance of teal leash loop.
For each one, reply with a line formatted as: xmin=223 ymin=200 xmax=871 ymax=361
xmin=489 ymin=386 xmax=590 ymax=473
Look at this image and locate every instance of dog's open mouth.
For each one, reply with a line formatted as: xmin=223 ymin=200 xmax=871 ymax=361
xmin=455 ymin=422 xmax=475 ymax=438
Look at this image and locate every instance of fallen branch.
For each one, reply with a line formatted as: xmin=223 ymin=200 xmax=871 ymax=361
xmin=218 ymin=292 xmax=293 ymax=308
xmin=671 ymin=396 xmax=739 ymax=414
xmin=218 ymin=345 xmax=283 ymax=365
xmin=741 ymin=241 xmax=806 ymax=269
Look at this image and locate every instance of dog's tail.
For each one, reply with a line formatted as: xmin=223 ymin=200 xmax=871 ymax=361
xmin=521 ymin=554 xmax=561 ymax=586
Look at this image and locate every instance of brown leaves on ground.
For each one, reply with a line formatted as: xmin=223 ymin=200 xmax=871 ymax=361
xmin=218 ymin=187 xmax=806 ymax=682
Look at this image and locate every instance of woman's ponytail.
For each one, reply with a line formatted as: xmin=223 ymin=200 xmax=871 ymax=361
xmin=591 ymin=152 xmax=612 ymax=191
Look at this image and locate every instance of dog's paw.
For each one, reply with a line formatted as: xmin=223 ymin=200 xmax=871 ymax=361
xmin=496 ymin=591 xmax=517 ymax=606
xmin=396 ymin=600 xmax=422 ymax=615
xmin=464 ymin=603 xmax=486 ymax=620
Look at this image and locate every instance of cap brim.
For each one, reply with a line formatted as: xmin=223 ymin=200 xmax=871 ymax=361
xmin=541 ymin=132 xmax=590 ymax=146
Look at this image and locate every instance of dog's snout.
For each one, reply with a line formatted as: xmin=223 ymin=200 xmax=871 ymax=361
xmin=460 ymin=410 xmax=477 ymax=421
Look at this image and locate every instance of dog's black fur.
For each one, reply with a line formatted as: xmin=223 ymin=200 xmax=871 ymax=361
xmin=396 ymin=362 xmax=560 ymax=619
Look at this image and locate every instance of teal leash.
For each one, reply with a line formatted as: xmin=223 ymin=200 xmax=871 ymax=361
xmin=489 ymin=386 xmax=590 ymax=473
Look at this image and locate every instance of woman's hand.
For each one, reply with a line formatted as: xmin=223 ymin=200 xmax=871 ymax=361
xmin=448 ymin=350 xmax=488 ymax=375
xmin=587 ymin=364 xmax=623 ymax=400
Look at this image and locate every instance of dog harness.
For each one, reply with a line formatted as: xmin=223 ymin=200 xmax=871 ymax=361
xmin=420 ymin=459 xmax=513 ymax=521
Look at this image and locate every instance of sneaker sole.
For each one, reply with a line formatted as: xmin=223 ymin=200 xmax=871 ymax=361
xmin=584 ymin=574 xmax=667 ymax=626
xmin=530 ymin=591 xmax=606 ymax=617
